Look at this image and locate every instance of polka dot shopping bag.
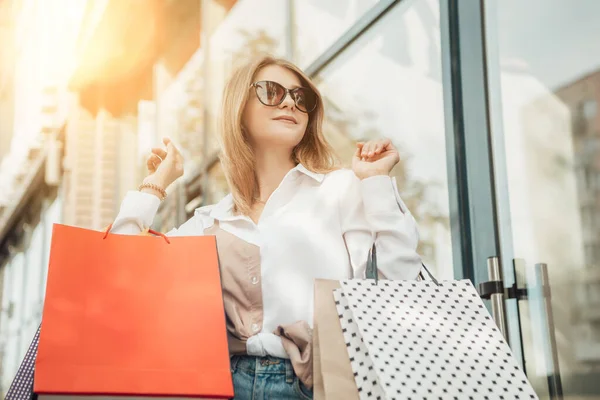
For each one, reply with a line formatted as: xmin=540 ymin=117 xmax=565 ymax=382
xmin=331 ymin=246 xmax=539 ymax=399
xmin=5 ymin=325 xmax=40 ymax=400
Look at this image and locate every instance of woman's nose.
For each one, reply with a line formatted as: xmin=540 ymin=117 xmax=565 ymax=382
xmin=279 ymin=91 xmax=296 ymax=109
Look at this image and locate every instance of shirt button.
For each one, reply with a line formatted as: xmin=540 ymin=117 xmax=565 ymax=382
xmin=251 ymin=323 xmax=260 ymax=333
xmin=251 ymin=276 xmax=259 ymax=285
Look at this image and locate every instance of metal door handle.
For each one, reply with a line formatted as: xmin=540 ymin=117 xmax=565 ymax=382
xmin=489 ymin=257 xmax=508 ymax=340
xmin=478 ymin=256 xmax=509 ymax=341
xmin=535 ymin=263 xmax=563 ymax=400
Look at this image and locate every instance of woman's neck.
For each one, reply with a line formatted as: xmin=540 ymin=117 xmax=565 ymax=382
xmin=253 ymin=149 xmax=296 ymax=203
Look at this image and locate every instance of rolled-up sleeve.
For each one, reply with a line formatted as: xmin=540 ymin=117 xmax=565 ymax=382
xmin=110 ymin=191 xmax=162 ymax=234
xmin=110 ymin=190 xmax=205 ymax=236
xmin=340 ymin=171 xmax=422 ymax=280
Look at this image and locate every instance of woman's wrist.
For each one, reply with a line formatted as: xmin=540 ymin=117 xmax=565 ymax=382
xmin=139 ymin=187 xmax=165 ymax=201
xmin=356 ymin=170 xmax=390 ymax=180
xmin=139 ymin=180 xmax=168 ymax=201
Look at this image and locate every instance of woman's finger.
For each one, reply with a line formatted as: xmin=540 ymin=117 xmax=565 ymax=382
xmin=163 ymin=136 xmax=179 ymax=155
xmin=146 ymin=157 xmax=157 ymax=173
xmin=148 ymin=154 xmax=162 ymax=171
xmin=151 ymin=147 xmax=167 ymax=160
xmin=373 ymin=141 xmax=384 ymax=154
xmin=366 ymin=141 xmax=377 ymax=157
xmin=369 ymin=139 xmax=392 ymax=156
xmin=379 ymin=138 xmax=392 ymax=152
xmin=360 ymin=141 xmax=371 ymax=157
xmin=149 ymin=154 xmax=162 ymax=165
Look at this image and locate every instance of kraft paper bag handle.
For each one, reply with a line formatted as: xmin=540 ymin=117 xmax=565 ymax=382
xmin=103 ymin=223 xmax=171 ymax=244
xmin=366 ymin=243 xmax=438 ymax=285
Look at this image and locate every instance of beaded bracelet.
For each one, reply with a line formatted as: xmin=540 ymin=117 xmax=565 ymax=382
xmin=138 ymin=182 xmax=167 ymax=201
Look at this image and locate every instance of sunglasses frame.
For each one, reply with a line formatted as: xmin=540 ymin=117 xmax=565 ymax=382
xmin=250 ymin=80 xmax=318 ymax=113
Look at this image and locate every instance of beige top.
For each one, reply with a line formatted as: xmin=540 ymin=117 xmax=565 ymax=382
xmin=205 ymin=223 xmax=314 ymax=388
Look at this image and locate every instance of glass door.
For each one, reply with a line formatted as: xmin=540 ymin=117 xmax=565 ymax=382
xmin=484 ymin=0 xmax=600 ymax=398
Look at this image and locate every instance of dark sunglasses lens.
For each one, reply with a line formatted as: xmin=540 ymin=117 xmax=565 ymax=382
xmin=255 ymin=81 xmax=286 ymax=106
xmin=293 ymin=88 xmax=317 ymax=112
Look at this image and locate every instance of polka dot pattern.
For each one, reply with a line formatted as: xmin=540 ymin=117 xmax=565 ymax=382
xmin=335 ymin=279 xmax=538 ymax=399
xmin=6 ymin=325 xmax=40 ymax=400
xmin=334 ymin=288 xmax=385 ymax=400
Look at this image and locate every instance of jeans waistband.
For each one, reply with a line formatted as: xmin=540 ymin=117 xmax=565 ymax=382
xmin=230 ymin=355 xmax=295 ymax=383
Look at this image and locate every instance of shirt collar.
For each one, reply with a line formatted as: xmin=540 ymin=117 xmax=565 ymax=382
xmin=204 ymin=164 xmax=325 ymax=220
xmin=208 ymin=194 xmax=237 ymax=221
xmin=294 ymin=163 xmax=325 ymax=183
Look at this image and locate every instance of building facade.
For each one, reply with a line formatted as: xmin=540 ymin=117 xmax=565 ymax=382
xmin=61 ymin=104 xmax=140 ymax=231
xmin=0 ymin=0 xmax=16 ymax=161
xmin=1 ymin=0 xmax=599 ymax=398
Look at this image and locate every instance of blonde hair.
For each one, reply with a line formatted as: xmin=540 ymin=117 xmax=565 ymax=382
xmin=219 ymin=55 xmax=338 ymax=215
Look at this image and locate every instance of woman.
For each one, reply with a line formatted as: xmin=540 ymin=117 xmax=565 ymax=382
xmin=110 ymin=55 xmax=422 ymax=399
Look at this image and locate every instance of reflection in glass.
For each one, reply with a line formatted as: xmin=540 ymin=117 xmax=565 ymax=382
xmin=293 ymin=0 xmax=378 ymax=67
xmin=43 ymin=197 xmax=61 ymax=291
xmin=488 ymin=0 xmax=600 ymax=397
xmin=0 ymin=196 xmax=62 ymax=391
xmin=206 ymin=0 xmax=289 ymax=157
xmin=21 ymin=224 xmax=43 ymax=356
xmin=0 ymin=257 xmax=14 ymax=393
xmin=1 ymin=252 xmax=24 ymax=392
xmin=163 ymin=49 xmax=205 ymax=174
xmin=313 ymin=0 xmax=453 ymax=280
xmin=206 ymin=159 xmax=230 ymax=206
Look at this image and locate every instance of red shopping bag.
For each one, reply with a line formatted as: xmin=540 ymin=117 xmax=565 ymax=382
xmin=34 ymin=224 xmax=233 ymax=399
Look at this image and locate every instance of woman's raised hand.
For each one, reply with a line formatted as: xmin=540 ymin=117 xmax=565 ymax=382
xmin=143 ymin=137 xmax=184 ymax=190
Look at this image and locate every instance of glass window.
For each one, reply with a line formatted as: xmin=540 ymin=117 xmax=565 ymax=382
xmin=1 ymin=327 xmax=18 ymax=394
xmin=1 ymin=251 xmax=25 ymax=387
xmin=587 ymin=283 xmax=600 ymax=305
xmin=206 ymin=0 xmax=289 ymax=155
xmin=211 ymin=0 xmax=288 ymax=65
xmin=313 ymin=0 xmax=452 ymax=279
xmin=293 ymin=0 xmax=379 ymax=67
xmin=0 ymin=258 xmax=13 ymax=392
xmin=205 ymin=159 xmax=230 ymax=205
xmin=42 ymin=197 xmax=61 ymax=291
xmin=583 ymin=99 xmax=597 ymax=119
xmin=8 ymin=252 xmax=24 ymax=329
xmin=486 ymin=0 xmax=600 ymax=396
xmin=23 ymin=224 xmax=44 ymax=325
xmin=592 ymin=323 xmax=600 ymax=343
xmin=165 ymin=49 xmax=205 ymax=175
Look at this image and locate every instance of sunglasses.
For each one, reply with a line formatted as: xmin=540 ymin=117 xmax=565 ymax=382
xmin=251 ymin=80 xmax=318 ymax=113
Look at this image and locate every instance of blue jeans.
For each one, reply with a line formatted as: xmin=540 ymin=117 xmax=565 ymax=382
xmin=230 ymin=355 xmax=313 ymax=400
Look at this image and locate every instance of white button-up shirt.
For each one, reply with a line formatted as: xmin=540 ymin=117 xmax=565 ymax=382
xmin=111 ymin=164 xmax=422 ymax=358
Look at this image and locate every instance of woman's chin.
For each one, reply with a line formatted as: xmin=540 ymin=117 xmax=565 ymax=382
xmin=256 ymin=130 xmax=304 ymax=145
xmin=254 ymin=139 xmax=302 ymax=154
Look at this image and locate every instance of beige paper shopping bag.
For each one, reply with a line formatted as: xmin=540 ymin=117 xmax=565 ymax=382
xmin=313 ymin=279 xmax=359 ymax=400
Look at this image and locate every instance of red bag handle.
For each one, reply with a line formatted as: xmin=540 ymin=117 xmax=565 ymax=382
xmin=103 ymin=223 xmax=170 ymax=244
